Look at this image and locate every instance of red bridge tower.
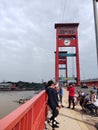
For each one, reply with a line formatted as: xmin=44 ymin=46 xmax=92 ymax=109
xmin=54 ymin=23 xmax=80 ymax=86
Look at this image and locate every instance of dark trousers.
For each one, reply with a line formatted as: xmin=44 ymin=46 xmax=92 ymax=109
xmin=68 ymin=96 xmax=75 ymax=108
xmin=85 ymin=103 xmax=95 ymax=114
xmin=50 ymin=107 xmax=59 ymax=125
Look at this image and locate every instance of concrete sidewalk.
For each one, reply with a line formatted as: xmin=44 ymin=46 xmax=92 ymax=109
xmin=47 ymin=88 xmax=97 ymax=130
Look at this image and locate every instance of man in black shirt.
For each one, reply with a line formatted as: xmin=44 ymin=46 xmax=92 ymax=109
xmin=46 ymin=80 xmax=59 ymax=129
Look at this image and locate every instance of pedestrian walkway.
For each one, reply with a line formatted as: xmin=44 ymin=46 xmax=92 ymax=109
xmin=47 ymin=88 xmax=98 ymax=130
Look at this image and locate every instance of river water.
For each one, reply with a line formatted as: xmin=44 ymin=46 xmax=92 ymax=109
xmin=0 ymin=90 xmax=36 ymax=119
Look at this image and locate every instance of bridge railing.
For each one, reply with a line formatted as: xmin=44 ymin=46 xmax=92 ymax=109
xmin=0 ymin=90 xmax=48 ymax=130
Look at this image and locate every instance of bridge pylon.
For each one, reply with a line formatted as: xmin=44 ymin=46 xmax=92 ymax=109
xmin=55 ymin=51 xmax=68 ymax=84
xmin=54 ymin=23 xmax=80 ymax=86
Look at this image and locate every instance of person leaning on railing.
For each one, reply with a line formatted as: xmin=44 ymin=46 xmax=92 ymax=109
xmin=45 ymin=80 xmax=60 ymax=129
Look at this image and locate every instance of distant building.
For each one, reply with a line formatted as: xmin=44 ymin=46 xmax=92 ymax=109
xmin=0 ymin=83 xmax=12 ymax=90
xmin=81 ymin=78 xmax=98 ymax=87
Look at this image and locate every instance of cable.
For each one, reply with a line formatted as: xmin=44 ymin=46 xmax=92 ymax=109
xmin=61 ymin=0 xmax=68 ymax=22
xmin=58 ymin=0 xmax=63 ymax=22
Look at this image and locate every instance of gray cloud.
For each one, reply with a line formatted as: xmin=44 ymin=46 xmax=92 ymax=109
xmin=0 ymin=0 xmax=98 ymax=82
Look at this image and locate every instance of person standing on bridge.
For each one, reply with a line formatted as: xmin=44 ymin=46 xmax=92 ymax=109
xmin=59 ymin=82 xmax=64 ymax=107
xmin=55 ymin=82 xmax=64 ymax=107
xmin=46 ymin=80 xmax=60 ymax=129
xmin=67 ymin=82 xmax=75 ymax=109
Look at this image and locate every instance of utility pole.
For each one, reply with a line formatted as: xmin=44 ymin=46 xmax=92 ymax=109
xmin=93 ymin=0 xmax=98 ymax=64
xmin=93 ymin=2 xmax=98 ymax=129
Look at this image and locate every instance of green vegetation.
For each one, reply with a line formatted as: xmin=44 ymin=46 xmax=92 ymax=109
xmin=7 ymin=81 xmax=46 ymax=91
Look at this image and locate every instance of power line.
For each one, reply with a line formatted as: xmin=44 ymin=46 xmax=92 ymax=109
xmin=61 ymin=0 xmax=68 ymax=22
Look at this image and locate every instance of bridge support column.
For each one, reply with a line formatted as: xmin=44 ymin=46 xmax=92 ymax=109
xmin=54 ymin=23 xmax=80 ymax=85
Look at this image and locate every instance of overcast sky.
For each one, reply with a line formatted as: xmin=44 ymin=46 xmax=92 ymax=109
xmin=0 ymin=0 xmax=98 ymax=83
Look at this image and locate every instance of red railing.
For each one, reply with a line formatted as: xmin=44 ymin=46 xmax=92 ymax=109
xmin=0 ymin=90 xmax=48 ymax=130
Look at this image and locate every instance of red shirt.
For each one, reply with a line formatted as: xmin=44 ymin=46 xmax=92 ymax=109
xmin=67 ymin=85 xmax=75 ymax=97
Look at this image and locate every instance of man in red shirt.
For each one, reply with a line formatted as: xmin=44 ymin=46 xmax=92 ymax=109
xmin=67 ymin=82 xmax=75 ymax=109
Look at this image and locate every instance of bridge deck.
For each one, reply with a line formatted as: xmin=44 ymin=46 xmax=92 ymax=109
xmin=47 ymin=88 xmax=97 ymax=130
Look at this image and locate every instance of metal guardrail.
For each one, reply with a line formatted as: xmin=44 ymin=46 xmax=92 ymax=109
xmin=0 ymin=90 xmax=48 ymax=130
